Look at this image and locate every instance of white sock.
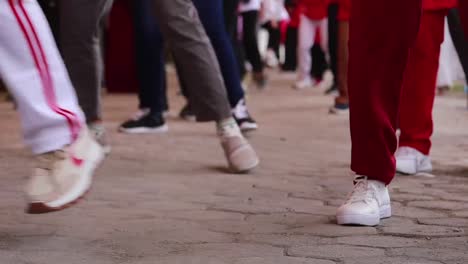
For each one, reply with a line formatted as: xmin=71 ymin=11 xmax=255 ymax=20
xmin=217 ymin=117 xmax=242 ymax=138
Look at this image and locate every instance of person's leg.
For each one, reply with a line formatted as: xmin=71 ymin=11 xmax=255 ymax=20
xmin=447 ymin=8 xmax=468 ymax=81
xmin=152 ymin=0 xmax=231 ymax=122
xmin=193 ymin=0 xmax=257 ymax=131
xmin=295 ymin=15 xmax=316 ymax=88
xmin=397 ymin=10 xmax=446 ymax=174
xmin=328 ymin=3 xmax=339 ymax=89
xmin=348 ymin=0 xmax=422 ymax=185
xmin=282 ymin=25 xmax=298 ymax=71
xmin=152 ymin=0 xmax=259 ymax=172
xmin=457 ymin=1 xmax=468 ymax=37
xmin=192 ymin=0 xmax=244 ymax=108
xmin=0 ymin=0 xmax=103 ymax=213
xmin=242 ymin=10 xmax=266 ymax=85
xmin=332 ymin=20 xmax=349 ymax=110
xmin=319 ymin=18 xmax=330 ymax=65
xmin=118 ymin=0 xmax=169 ymax=134
xmin=337 ymin=0 xmax=423 ymax=226
xmin=132 ymin=0 xmax=167 ymax=115
xmin=59 ymin=0 xmax=113 ymax=123
xmin=223 ymin=0 xmax=246 ymax=78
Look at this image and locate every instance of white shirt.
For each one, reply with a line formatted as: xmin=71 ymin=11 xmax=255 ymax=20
xmin=260 ymin=0 xmax=289 ymax=23
xmin=239 ymin=0 xmax=262 ymax=13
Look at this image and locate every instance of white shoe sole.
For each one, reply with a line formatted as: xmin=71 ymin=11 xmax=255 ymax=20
xmin=239 ymin=122 xmax=258 ymax=132
xmin=119 ymin=124 xmax=169 ymax=134
xmin=396 ymin=158 xmax=432 ymax=175
xmin=329 ymin=107 xmax=349 ymax=115
xmin=337 ymin=204 xmax=391 ymax=226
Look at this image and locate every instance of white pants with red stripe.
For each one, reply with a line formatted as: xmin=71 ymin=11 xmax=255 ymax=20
xmin=0 ymin=0 xmax=84 ymax=154
xmin=297 ymin=15 xmax=329 ymax=81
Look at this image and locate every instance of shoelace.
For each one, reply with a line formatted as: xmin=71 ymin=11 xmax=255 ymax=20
xmin=346 ymin=177 xmax=375 ymax=205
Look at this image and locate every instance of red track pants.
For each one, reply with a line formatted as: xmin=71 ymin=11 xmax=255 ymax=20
xmin=348 ymin=0 xmax=468 ymax=185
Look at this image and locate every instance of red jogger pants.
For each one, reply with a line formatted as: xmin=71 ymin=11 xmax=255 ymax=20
xmin=348 ymin=0 xmax=468 ymax=185
xmin=399 ymin=10 xmax=447 ymax=156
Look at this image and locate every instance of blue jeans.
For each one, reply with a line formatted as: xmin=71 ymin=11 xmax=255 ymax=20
xmin=133 ymin=0 xmax=244 ymax=110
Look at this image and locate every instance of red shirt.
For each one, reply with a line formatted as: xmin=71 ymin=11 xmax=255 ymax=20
xmin=337 ymin=0 xmax=350 ymax=21
xmin=336 ymin=0 xmax=457 ymax=22
xmin=299 ymin=0 xmax=330 ymax=20
xmin=423 ymin=0 xmax=457 ymax=10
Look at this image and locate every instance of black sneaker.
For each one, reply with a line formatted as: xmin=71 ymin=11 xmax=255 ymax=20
xmin=119 ymin=112 xmax=168 ymax=134
xmin=232 ymin=99 xmax=258 ymax=132
xmin=179 ymin=103 xmax=196 ymax=121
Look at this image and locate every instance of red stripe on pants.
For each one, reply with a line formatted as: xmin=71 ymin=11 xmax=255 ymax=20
xmin=348 ymin=0 xmax=422 ymax=185
xmin=399 ymin=10 xmax=446 ymax=156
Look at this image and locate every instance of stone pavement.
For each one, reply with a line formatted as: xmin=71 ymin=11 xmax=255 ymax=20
xmin=0 ymin=71 xmax=468 ymax=264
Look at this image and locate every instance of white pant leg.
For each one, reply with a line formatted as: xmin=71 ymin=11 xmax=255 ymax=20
xmin=318 ymin=18 xmax=330 ymax=64
xmin=297 ymin=15 xmax=317 ymax=81
xmin=0 ymin=0 xmax=84 ymax=154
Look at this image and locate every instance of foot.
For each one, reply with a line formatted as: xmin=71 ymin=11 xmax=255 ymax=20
xmin=253 ymin=72 xmax=267 ymax=89
xmin=324 ymin=84 xmax=338 ymax=95
xmin=314 ymin=70 xmax=334 ymax=92
xmin=232 ymin=99 xmax=258 ymax=132
xmin=336 ymin=176 xmax=391 ymax=226
xmin=119 ymin=112 xmax=168 ymax=134
xmin=329 ymin=103 xmax=349 ymax=115
xmin=293 ymin=78 xmax=313 ymax=90
xmin=264 ymin=50 xmax=279 ymax=68
xmin=179 ymin=103 xmax=196 ymax=121
xmin=395 ymin=146 xmax=432 ymax=175
xmin=88 ymin=123 xmax=111 ymax=154
xmin=26 ymin=128 xmax=105 ymax=214
xmin=218 ymin=119 xmax=259 ymax=173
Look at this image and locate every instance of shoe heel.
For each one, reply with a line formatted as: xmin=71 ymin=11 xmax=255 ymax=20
xmin=380 ymin=204 xmax=392 ymax=219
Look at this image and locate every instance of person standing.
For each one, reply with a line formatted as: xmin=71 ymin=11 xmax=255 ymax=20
xmin=0 ymin=0 xmax=105 ymax=214
xmin=336 ymin=0 xmax=466 ymax=226
xmin=294 ymin=0 xmax=330 ymax=90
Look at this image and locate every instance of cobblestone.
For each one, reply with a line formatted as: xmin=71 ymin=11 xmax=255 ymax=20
xmin=1 ymin=71 xmax=468 ymax=263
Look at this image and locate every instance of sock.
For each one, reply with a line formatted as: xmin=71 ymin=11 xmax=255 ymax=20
xmin=217 ymin=117 xmax=242 ymax=138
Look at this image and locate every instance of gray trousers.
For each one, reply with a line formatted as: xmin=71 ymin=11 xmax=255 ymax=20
xmin=59 ymin=0 xmax=113 ymax=123
xmin=59 ymin=0 xmax=231 ymax=122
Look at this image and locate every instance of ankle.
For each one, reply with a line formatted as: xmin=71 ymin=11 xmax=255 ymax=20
xmin=217 ymin=118 xmax=242 ymax=138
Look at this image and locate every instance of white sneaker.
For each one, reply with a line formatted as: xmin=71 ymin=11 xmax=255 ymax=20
xmin=395 ymin=146 xmax=432 ymax=175
xmin=314 ymin=70 xmax=334 ymax=92
xmin=26 ymin=128 xmax=105 ymax=214
xmin=293 ymin=78 xmax=313 ymax=90
xmin=336 ymin=176 xmax=391 ymax=226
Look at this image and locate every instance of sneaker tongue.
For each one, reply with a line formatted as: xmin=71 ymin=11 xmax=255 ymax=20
xmin=353 ymin=175 xmax=367 ymax=185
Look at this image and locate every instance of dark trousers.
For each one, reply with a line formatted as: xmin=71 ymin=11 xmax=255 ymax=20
xmin=224 ymin=0 xmax=247 ymax=78
xmin=193 ymin=0 xmax=245 ymax=107
xmin=283 ymin=26 xmax=297 ymax=71
xmin=447 ymin=8 xmax=468 ymax=80
xmin=263 ymin=22 xmax=281 ymax=60
xmin=328 ymin=3 xmax=338 ymax=84
xmin=133 ymin=0 xmax=168 ymax=116
xmin=242 ymin=10 xmax=264 ymax=73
